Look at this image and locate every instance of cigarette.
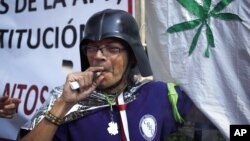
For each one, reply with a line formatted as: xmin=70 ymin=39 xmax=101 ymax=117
xmin=93 ymin=71 xmax=101 ymax=79
xmin=70 ymin=72 xmax=101 ymax=90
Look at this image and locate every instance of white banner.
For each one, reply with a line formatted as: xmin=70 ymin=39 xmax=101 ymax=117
xmin=0 ymin=0 xmax=134 ymax=140
xmin=145 ymin=0 xmax=250 ymax=140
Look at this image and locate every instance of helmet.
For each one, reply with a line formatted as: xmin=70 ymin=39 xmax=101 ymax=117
xmin=80 ymin=9 xmax=152 ymax=77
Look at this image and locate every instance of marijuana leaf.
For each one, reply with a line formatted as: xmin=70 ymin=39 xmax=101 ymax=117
xmin=203 ymin=0 xmax=212 ymax=12
xmin=189 ymin=24 xmax=203 ymax=55
xmin=205 ymin=23 xmax=215 ymax=57
xmin=211 ymin=13 xmax=242 ymax=21
xmin=210 ymin=0 xmax=233 ymax=14
xmin=167 ymin=19 xmax=201 ymax=33
xmin=167 ymin=0 xmax=242 ymax=57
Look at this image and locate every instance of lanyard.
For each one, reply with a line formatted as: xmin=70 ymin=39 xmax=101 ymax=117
xmin=116 ymin=93 xmax=130 ymax=141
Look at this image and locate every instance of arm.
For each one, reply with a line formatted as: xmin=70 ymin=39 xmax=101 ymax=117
xmin=19 ymin=97 xmax=72 ymax=141
xmin=19 ymin=67 xmax=104 ymax=141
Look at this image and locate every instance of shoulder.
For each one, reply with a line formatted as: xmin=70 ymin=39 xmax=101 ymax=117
xmin=136 ymin=81 xmax=169 ymax=101
xmin=138 ymin=80 xmax=184 ymax=94
xmin=139 ymin=81 xmax=183 ymax=94
xmin=140 ymin=80 xmax=167 ymax=90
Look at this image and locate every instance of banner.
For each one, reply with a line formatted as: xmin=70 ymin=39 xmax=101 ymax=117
xmin=0 ymin=0 xmax=134 ymax=140
xmin=145 ymin=0 xmax=250 ymax=140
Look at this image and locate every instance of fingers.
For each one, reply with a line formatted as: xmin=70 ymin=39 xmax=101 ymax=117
xmin=0 ymin=97 xmax=20 ymax=119
xmin=0 ymin=105 xmax=16 ymax=115
xmin=4 ymin=102 xmax=17 ymax=110
xmin=62 ymin=66 xmax=105 ymax=104
xmin=86 ymin=66 xmax=104 ymax=73
xmin=0 ymin=111 xmax=15 ymax=119
xmin=94 ymin=75 xmax=104 ymax=86
xmin=67 ymin=67 xmax=104 ymax=90
xmin=0 ymin=97 xmax=21 ymax=106
xmin=67 ymin=71 xmax=94 ymax=91
xmin=0 ymin=95 xmax=9 ymax=103
xmin=10 ymin=98 xmax=21 ymax=104
xmin=78 ymin=71 xmax=94 ymax=89
xmin=0 ymin=112 xmax=14 ymax=119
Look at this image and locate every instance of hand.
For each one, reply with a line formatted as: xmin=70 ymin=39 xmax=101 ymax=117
xmin=60 ymin=66 xmax=105 ymax=107
xmin=0 ymin=95 xmax=21 ymax=119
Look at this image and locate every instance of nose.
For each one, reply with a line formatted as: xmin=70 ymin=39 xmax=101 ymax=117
xmin=94 ymin=49 xmax=106 ymax=58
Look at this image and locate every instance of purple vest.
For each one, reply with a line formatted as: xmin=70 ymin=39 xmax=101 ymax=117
xmin=53 ymin=81 xmax=192 ymax=141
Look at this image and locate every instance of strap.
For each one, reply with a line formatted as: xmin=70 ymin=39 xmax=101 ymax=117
xmin=167 ymin=83 xmax=184 ymax=123
xmin=116 ymin=93 xmax=130 ymax=141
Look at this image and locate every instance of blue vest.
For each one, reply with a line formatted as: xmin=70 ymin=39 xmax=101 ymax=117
xmin=53 ymin=81 xmax=192 ymax=141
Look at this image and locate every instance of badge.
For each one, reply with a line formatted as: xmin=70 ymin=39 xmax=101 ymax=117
xmin=139 ymin=115 xmax=157 ymax=141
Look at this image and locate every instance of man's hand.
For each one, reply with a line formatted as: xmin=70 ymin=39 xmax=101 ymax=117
xmin=61 ymin=67 xmax=105 ymax=106
xmin=0 ymin=95 xmax=21 ymax=119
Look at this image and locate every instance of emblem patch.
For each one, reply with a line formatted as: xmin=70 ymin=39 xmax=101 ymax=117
xmin=139 ymin=114 xmax=157 ymax=141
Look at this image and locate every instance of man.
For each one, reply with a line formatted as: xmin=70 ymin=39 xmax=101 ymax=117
xmin=19 ymin=9 xmax=192 ymax=141
xmin=0 ymin=95 xmax=21 ymax=119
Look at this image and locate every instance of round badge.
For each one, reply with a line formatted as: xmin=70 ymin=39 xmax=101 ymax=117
xmin=139 ymin=114 xmax=157 ymax=141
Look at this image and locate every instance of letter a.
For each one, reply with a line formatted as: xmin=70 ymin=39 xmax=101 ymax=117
xmin=234 ymin=129 xmax=241 ymax=136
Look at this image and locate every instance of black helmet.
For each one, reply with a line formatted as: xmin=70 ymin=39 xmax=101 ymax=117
xmin=80 ymin=9 xmax=152 ymax=77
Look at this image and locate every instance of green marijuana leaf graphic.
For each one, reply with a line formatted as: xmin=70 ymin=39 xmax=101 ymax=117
xmin=167 ymin=0 xmax=242 ymax=57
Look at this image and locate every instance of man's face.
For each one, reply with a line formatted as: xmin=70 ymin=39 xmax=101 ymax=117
xmin=86 ymin=38 xmax=128 ymax=89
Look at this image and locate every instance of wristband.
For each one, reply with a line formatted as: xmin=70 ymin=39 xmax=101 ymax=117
xmin=44 ymin=111 xmax=63 ymax=125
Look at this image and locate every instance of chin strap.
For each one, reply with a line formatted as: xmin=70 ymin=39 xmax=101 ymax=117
xmin=167 ymin=83 xmax=184 ymax=124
